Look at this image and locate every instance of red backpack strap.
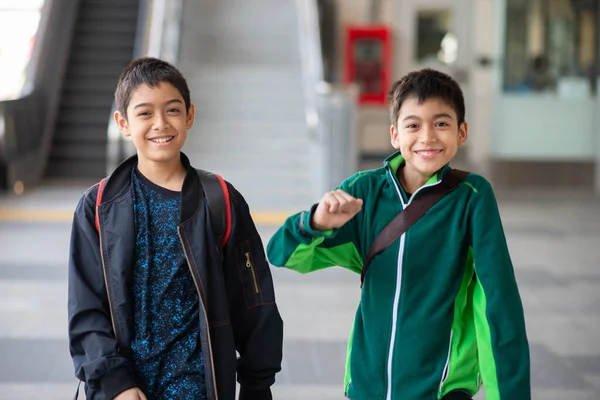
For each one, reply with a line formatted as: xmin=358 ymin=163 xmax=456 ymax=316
xmin=214 ymin=174 xmax=232 ymax=246
xmin=196 ymin=169 xmax=232 ymax=247
xmin=94 ymin=178 xmax=106 ymax=233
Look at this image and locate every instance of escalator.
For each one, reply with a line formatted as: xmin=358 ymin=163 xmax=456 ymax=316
xmin=46 ymin=0 xmax=140 ymax=179
xmin=0 ymin=0 xmax=142 ymax=190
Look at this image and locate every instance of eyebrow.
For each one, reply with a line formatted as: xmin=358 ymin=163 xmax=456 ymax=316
xmin=402 ymin=113 xmax=454 ymax=121
xmin=133 ymin=99 xmax=183 ymax=109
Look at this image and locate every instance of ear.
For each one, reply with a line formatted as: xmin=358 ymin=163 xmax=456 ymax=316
xmin=186 ymin=104 xmax=195 ymax=130
xmin=390 ymin=124 xmax=401 ymax=150
xmin=114 ymin=111 xmax=130 ymax=138
xmin=458 ymin=121 xmax=468 ymax=147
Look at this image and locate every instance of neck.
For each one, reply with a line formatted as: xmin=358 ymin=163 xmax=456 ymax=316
xmin=398 ymin=166 xmax=430 ymax=195
xmin=137 ymin=156 xmax=186 ymax=191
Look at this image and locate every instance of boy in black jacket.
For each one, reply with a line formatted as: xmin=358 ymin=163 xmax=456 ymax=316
xmin=68 ymin=57 xmax=283 ymax=400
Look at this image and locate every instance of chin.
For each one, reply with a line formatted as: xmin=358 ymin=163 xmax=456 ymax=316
xmin=142 ymin=150 xmax=181 ymax=164
xmin=414 ymin=161 xmax=444 ymax=174
xmin=422 ymin=168 xmax=441 ymax=178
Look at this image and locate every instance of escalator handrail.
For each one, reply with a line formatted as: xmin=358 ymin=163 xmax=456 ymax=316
xmin=0 ymin=0 xmax=81 ymax=190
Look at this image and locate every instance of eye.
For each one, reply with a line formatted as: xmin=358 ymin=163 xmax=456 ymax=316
xmin=137 ymin=111 xmax=151 ymax=117
xmin=435 ymin=121 xmax=450 ymax=127
xmin=167 ymin=108 xmax=181 ymax=114
xmin=405 ymin=124 xmax=419 ymax=130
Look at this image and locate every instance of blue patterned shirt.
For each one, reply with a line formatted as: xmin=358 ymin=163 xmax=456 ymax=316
xmin=130 ymin=167 xmax=207 ymax=399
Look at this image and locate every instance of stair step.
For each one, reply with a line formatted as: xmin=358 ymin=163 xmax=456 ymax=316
xmin=187 ymin=150 xmax=310 ymax=166
xmin=187 ymin=134 xmax=309 ymax=151
xmin=64 ymin=62 xmax=130 ymax=79
xmin=189 ymin=121 xmax=308 ymax=139
xmin=78 ymin=4 xmax=139 ymax=22
xmin=61 ymin=77 xmax=119 ymax=93
xmin=56 ymin=111 xmax=112 ymax=126
xmin=185 ymin=66 xmax=303 ymax=82
xmin=72 ymin=33 xmax=137 ymax=49
xmin=194 ymin=103 xmax=305 ymax=121
xmin=73 ymin=23 xmax=137 ymax=35
xmin=69 ymin=47 xmax=134 ymax=63
xmin=49 ymin=141 xmax=107 ymax=160
xmin=52 ymin=124 xmax=115 ymax=140
xmin=176 ymin=0 xmax=313 ymax=210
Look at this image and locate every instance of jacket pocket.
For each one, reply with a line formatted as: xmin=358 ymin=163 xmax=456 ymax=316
xmin=438 ymin=326 xmax=480 ymax=399
xmin=235 ymin=240 xmax=263 ymax=308
xmin=439 ymin=329 xmax=453 ymax=394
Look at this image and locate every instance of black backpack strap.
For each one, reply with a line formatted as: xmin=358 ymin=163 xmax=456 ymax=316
xmin=196 ymin=169 xmax=232 ymax=247
xmin=73 ymin=380 xmax=82 ymax=400
xmin=360 ymin=169 xmax=469 ymax=287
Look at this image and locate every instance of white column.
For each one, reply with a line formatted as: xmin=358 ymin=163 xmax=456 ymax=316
xmin=596 ymin=77 xmax=600 ymax=194
xmin=467 ymin=0 xmax=495 ymax=177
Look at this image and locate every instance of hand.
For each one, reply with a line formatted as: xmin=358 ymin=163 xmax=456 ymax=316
xmin=311 ymin=189 xmax=363 ymax=231
xmin=114 ymin=388 xmax=147 ymax=400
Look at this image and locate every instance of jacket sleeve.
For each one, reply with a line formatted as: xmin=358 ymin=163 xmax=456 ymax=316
xmin=266 ymin=177 xmax=363 ymax=274
xmin=469 ymin=179 xmax=531 ymax=400
xmin=222 ymin=184 xmax=283 ymax=400
xmin=68 ymin=186 xmax=137 ymax=399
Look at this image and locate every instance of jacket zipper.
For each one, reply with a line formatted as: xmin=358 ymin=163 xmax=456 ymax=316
xmin=385 ymin=170 xmax=441 ymax=400
xmin=438 ymin=329 xmax=453 ymax=394
xmin=178 ymin=227 xmax=219 ymax=400
xmin=97 ymin=205 xmax=119 ymax=344
xmin=245 ymin=252 xmax=260 ymax=293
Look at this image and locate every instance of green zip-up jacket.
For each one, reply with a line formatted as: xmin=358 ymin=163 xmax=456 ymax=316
xmin=267 ymin=152 xmax=530 ymax=400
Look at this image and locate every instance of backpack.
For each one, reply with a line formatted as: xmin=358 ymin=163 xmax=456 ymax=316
xmin=94 ymin=169 xmax=232 ymax=247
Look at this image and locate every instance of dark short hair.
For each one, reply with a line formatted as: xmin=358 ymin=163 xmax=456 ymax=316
xmin=387 ymin=68 xmax=465 ymax=126
xmin=115 ymin=57 xmax=191 ymax=119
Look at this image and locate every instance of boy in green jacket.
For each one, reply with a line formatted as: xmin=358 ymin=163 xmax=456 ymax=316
xmin=266 ymin=68 xmax=530 ymax=400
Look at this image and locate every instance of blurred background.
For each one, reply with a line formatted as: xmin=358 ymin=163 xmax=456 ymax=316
xmin=0 ymin=0 xmax=599 ymax=398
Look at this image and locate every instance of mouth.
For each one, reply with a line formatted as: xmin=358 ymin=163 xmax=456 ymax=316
xmin=149 ymin=136 xmax=174 ymax=144
xmin=414 ymin=149 xmax=443 ymax=158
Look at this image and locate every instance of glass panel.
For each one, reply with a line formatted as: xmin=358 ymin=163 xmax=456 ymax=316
xmin=354 ymin=38 xmax=383 ymax=96
xmin=503 ymin=0 xmax=598 ymax=95
xmin=416 ymin=9 xmax=458 ymax=65
xmin=0 ymin=0 xmax=45 ymax=101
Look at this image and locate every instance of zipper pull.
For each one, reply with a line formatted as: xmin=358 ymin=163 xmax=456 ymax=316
xmin=245 ymin=252 xmax=260 ymax=293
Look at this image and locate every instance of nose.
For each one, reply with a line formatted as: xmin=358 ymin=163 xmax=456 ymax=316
xmin=419 ymin=125 xmax=436 ymax=144
xmin=153 ymin=113 xmax=169 ymax=130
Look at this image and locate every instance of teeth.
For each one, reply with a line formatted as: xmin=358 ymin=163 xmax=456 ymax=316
xmin=151 ymin=137 xmax=173 ymax=143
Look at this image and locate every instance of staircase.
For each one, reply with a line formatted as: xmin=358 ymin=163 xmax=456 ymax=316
xmin=177 ymin=0 xmax=315 ymax=212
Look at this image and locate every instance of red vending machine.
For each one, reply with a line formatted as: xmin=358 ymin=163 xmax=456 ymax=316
xmin=344 ymin=25 xmax=392 ymax=105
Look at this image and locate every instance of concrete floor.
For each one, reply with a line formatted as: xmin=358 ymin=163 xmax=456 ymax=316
xmin=0 ymin=184 xmax=599 ymax=399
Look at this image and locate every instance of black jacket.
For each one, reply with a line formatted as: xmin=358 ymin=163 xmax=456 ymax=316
xmin=68 ymin=154 xmax=283 ymax=400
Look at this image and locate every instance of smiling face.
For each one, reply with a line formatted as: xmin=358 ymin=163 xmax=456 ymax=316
xmin=390 ymin=96 xmax=467 ymax=191
xmin=114 ymin=82 xmax=194 ymax=168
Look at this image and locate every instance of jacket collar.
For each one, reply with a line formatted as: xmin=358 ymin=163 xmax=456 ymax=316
xmin=100 ymin=152 xmax=201 ymax=224
xmin=383 ymin=150 xmax=452 ymax=182
xmin=383 ymin=151 xmax=452 ymax=199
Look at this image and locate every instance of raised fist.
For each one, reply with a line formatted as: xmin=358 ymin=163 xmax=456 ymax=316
xmin=311 ymin=189 xmax=363 ymax=231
